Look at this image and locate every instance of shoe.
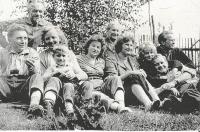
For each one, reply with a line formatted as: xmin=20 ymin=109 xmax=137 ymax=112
xmin=99 ymin=99 xmax=109 ymax=113
xmin=43 ymin=100 xmax=55 ymax=117
xmin=117 ymin=105 xmax=133 ymax=113
xmin=162 ymin=98 xmax=173 ymax=111
xmin=27 ymin=104 xmax=44 ymax=119
xmin=81 ymin=98 xmax=93 ymax=109
xmin=109 ymin=101 xmax=119 ymax=111
xmin=145 ymin=100 xmax=160 ymax=112
xmin=152 ymin=100 xmax=161 ymax=110
xmin=64 ymin=102 xmax=74 ymax=117
xmin=109 ymin=101 xmax=132 ymax=113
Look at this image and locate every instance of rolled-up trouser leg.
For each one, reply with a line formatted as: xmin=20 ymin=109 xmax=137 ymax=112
xmin=92 ymin=91 xmax=114 ymax=111
xmin=44 ymin=77 xmax=62 ymax=105
xmin=79 ymin=81 xmax=93 ymax=100
xmin=101 ymin=75 xmax=124 ymax=99
xmin=28 ymin=74 xmax=44 ymax=105
xmin=63 ymin=83 xmax=75 ymax=104
xmin=44 ymin=77 xmax=62 ymax=95
xmin=29 ymin=74 xmax=44 ymax=96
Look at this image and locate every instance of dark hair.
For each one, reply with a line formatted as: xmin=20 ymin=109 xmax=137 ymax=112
xmin=158 ymin=31 xmax=173 ymax=44
xmin=84 ymin=34 xmax=105 ymax=58
xmin=115 ymin=36 xmax=134 ymax=53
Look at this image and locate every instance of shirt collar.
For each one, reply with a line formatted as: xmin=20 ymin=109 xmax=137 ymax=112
xmin=8 ymin=46 xmax=30 ymax=55
xmin=159 ymin=45 xmax=172 ymax=54
xmin=25 ymin=17 xmax=48 ymax=27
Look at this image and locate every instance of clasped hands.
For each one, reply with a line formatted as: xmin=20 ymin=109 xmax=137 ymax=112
xmin=128 ymin=69 xmax=147 ymax=78
xmin=160 ymin=81 xmax=180 ymax=96
xmin=52 ymin=67 xmax=76 ymax=80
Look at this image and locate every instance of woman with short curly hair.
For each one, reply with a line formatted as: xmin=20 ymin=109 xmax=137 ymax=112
xmin=77 ymin=34 xmax=132 ymax=113
xmin=138 ymin=42 xmax=157 ymax=81
xmin=105 ymin=34 xmax=161 ymax=111
xmin=33 ymin=26 xmax=68 ymax=51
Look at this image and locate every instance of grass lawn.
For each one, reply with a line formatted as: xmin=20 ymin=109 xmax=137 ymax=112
xmin=0 ymin=103 xmax=200 ymax=130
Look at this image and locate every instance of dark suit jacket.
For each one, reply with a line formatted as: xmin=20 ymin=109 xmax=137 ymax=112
xmin=157 ymin=46 xmax=195 ymax=69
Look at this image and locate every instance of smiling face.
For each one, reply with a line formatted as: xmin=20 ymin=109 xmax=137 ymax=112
xmin=121 ymin=40 xmax=134 ymax=56
xmin=154 ymin=56 xmax=169 ymax=74
xmin=28 ymin=3 xmax=45 ymax=24
xmin=143 ymin=48 xmax=156 ymax=61
xmin=44 ymin=29 xmax=60 ymax=49
xmin=87 ymin=41 xmax=102 ymax=58
xmin=107 ymin=24 xmax=121 ymax=43
xmin=53 ymin=51 xmax=66 ymax=67
xmin=9 ymin=30 xmax=28 ymax=53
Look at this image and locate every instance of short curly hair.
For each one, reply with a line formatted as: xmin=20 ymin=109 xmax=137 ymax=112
xmin=115 ymin=35 xmax=135 ymax=54
xmin=41 ymin=26 xmax=68 ymax=47
xmin=52 ymin=44 xmax=69 ymax=56
xmin=84 ymin=34 xmax=105 ymax=58
xmin=152 ymin=54 xmax=167 ymax=65
xmin=106 ymin=20 xmax=122 ymax=31
xmin=158 ymin=31 xmax=173 ymax=44
xmin=7 ymin=23 xmax=28 ymax=39
xmin=27 ymin=1 xmax=46 ymax=12
xmin=139 ymin=42 xmax=157 ymax=59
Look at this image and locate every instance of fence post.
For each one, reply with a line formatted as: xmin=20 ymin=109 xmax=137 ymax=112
xmin=190 ymin=38 xmax=193 ymax=62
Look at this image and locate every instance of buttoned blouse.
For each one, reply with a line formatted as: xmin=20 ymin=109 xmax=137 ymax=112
xmin=0 ymin=47 xmax=40 ymax=77
xmin=77 ymin=54 xmax=105 ymax=79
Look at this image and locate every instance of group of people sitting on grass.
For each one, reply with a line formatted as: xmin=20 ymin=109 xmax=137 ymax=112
xmin=1 ymin=0 xmax=200 ymax=119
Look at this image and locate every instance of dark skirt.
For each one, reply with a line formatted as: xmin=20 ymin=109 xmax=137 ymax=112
xmin=123 ymin=74 xmax=152 ymax=106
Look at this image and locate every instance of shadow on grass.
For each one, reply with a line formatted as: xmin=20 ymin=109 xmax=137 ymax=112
xmin=9 ymin=101 xmax=29 ymax=111
xmin=99 ymin=107 xmax=200 ymax=131
xmin=0 ymin=102 xmax=200 ymax=130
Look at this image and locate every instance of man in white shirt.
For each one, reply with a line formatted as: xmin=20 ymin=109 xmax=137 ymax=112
xmin=0 ymin=23 xmax=44 ymax=118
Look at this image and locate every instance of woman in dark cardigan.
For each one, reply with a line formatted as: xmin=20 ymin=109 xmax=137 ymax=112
xmin=157 ymin=31 xmax=195 ymax=69
xmin=138 ymin=42 xmax=157 ymax=80
xmin=105 ymin=35 xmax=161 ymax=111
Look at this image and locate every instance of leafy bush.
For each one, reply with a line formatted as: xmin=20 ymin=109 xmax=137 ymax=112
xmin=2 ymin=0 xmax=147 ymax=53
xmin=45 ymin=0 xmax=145 ymax=53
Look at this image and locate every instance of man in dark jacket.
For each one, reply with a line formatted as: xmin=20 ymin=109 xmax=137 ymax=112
xmin=157 ymin=31 xmax=195 ymax=69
